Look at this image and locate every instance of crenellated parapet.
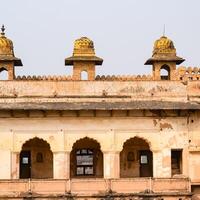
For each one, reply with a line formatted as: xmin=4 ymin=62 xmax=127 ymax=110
xmin=12 ymin=69 xmax=200 ymax=82
xmin=177 ymin=66 xmax=200 ymax=81
xmin=16 ymin=75 xmax=73 ymax=81
xmin=95 ymin=74 xmax=152 ymax=81
xmin=14 ymin=74 xmax=153 ymax=81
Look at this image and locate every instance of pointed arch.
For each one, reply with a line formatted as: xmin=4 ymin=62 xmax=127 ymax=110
xmin=122 ymin=136 xmax=151 ymax=150
xmin=71 ymin=136 xmax=101 ymax=150
xmin=20 ymin=137 xmax=53 ymax=179
xmin=81 ymin=70 xmax=88 ymax=80
xmin=120 ymin=136 xmax=153 ymax=178
xmin=70 ymin=137 xmax=103 ymax=178
xmin=21 ymin=137 xmax=52 ymax=151
xmin=0 ymin=67 xmax=8 ymax=80
xmin=160 ymin=64 xmax=170 ymax=80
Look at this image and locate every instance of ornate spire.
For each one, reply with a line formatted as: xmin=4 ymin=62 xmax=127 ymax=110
xmin=1 ymin=25 xmax=5 ymax=36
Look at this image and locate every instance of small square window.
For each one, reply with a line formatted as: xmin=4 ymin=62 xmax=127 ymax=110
xmin=141 ymin=155 xmax=148 ymax=164
xmin=22 ymin=157 xmax=29 ymax=164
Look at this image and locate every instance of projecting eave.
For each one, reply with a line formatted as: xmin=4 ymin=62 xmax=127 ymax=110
xmin=144 ymin=56 xmax=185 ymax=65
xmin=0 ymin=55 xmax=23 ymax=66
xmin=65 ymin=56 xmax=103 ymax=65
xmin=0 ymin=100 xmax=200 ymax=110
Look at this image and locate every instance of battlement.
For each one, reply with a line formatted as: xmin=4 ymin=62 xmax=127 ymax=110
xmin=15 ymin=74 xmax=153 ymax=81
xmin=14 ymin=67 xmax=200 ymax=82
xmin=177 ymin=66 xmax=200 ymax=81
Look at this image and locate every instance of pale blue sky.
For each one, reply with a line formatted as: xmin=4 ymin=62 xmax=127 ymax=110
xmin=1 ymin=0 xmax=200 ymax=76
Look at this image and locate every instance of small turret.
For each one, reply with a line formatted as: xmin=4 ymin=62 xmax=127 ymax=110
xmin=145 ymin=35 xmax=184 ymax=80
xmin=0 ymin=25 xmax=22 ymax=80
xmin=65 ymin=37 xmax=103 ymax=80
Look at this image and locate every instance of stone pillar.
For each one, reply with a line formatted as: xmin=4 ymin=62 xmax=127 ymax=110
xmin=7 ymin=64 xmax=15 ymax=80
xmin=161 ymin=148 xmax=171 ymax=177
xmin=103 ymin=151 xmax=120 ymax=179
xmin=11 ymin=152 xmax=20 ymax=179
xmin=182 ymin=148 xmax=189 ymax=177
xmin=0 ymin=150 xmax=11 ymax=179
xmin=53 ymin=152 xmax=70 ymax=179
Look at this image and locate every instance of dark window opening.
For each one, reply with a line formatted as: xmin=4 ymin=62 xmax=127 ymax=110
xmin=171 ymin=149 xmax=182 ymax=176
xmin=160 ymin=65 xmax=170 ymax=80
xmin=76 ymin=149 xmax=94 ymax=175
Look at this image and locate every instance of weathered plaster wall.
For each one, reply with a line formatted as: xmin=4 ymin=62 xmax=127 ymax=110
xmin=0 ymin=80 xmax=188 ymax=100
xmin=0 ymin=112 xmax=191 ymax=180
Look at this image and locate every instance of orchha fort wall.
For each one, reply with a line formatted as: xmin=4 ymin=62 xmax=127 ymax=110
xmin=0 ymin=25 xmax=200 ymax=199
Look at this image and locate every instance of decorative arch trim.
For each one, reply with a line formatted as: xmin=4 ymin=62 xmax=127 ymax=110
xmin=71 ymin=136 xmax=101 ymax=151
xmin=118 ymin=135 xmax=153 ymax=152
xmin=14 ymin=134 xmax=57 ymax=152
xmin=21 ymin=137 xmax=52 ymax=152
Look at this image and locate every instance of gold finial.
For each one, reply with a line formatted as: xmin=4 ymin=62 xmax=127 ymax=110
xmin=1 ymin=25 xmax=5 ymax=36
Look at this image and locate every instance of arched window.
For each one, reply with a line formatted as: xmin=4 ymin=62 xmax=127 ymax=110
xmin=0 ymin=68 xmax=8 ymax=80
xmin=70 ymin=137 xmax=103 ymax=178
xmin=160 ymin=65 xmax=170 ymax=80
xmin=81 ymin=71 xmax=88 ymax=80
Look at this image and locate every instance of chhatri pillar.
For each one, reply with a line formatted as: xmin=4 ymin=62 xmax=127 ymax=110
xmin=145 ymin=35 xmax=184 ymax=80
xmin=0 ymin=25 xmax=22 ymax=80
xmin=65 ymin=37 xmax=103 ymax=80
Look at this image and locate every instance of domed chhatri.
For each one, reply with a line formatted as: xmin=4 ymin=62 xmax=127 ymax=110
xmin=73 ymin=37 xmax=95 ymax=56
xmin=0 ymin=25 xmax=14 ymax=56
xmin=153 ymin=36 xmax=176 ymax=56
xmin=65 ymin=36 xmax=103 ymax=80
xmin=145 ymin=35 xmax=184 ymax=65
xmin=0 ymin=25 xmax=22 ymax=66
xmin=65 ymin=36 xmax=103 ymax=66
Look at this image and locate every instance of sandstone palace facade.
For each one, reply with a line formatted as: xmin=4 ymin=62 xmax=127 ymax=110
xmin=0 ymin=25 xmax=200 ymax=200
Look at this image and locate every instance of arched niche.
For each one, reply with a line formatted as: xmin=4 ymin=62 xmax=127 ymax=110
xmin=81 ymin=70 xmax=88 ymax=80
xmin=160 ymin=64 xmax=170 ymax=80
xmin=0 ymin=67 xmax=8 ymax=80
xmin=19 ymin=137 xmax=53 ymax=179
xmin=120 ymin=137 xmax=153 ymax=178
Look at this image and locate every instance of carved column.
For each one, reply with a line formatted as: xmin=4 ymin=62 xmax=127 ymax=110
xmin=103 ymin=151 xmax=120 ymax=179
xmin=53 ymin=151 xmax=70 ymax=179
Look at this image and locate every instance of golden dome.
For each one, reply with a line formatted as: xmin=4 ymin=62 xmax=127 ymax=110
xmin=153 ymin=36 xmax=176 ymax=56
xmin=0 ymin=25 xmax=14 ymax=56
xmin=65 ymin=36 xmax=103 ymax=66
xmin=73 ymin=37 xmax=95 ymax=56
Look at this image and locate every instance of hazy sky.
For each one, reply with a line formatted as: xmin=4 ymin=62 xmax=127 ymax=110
xmin=1 ymin=0 xmax=200 ymax=76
